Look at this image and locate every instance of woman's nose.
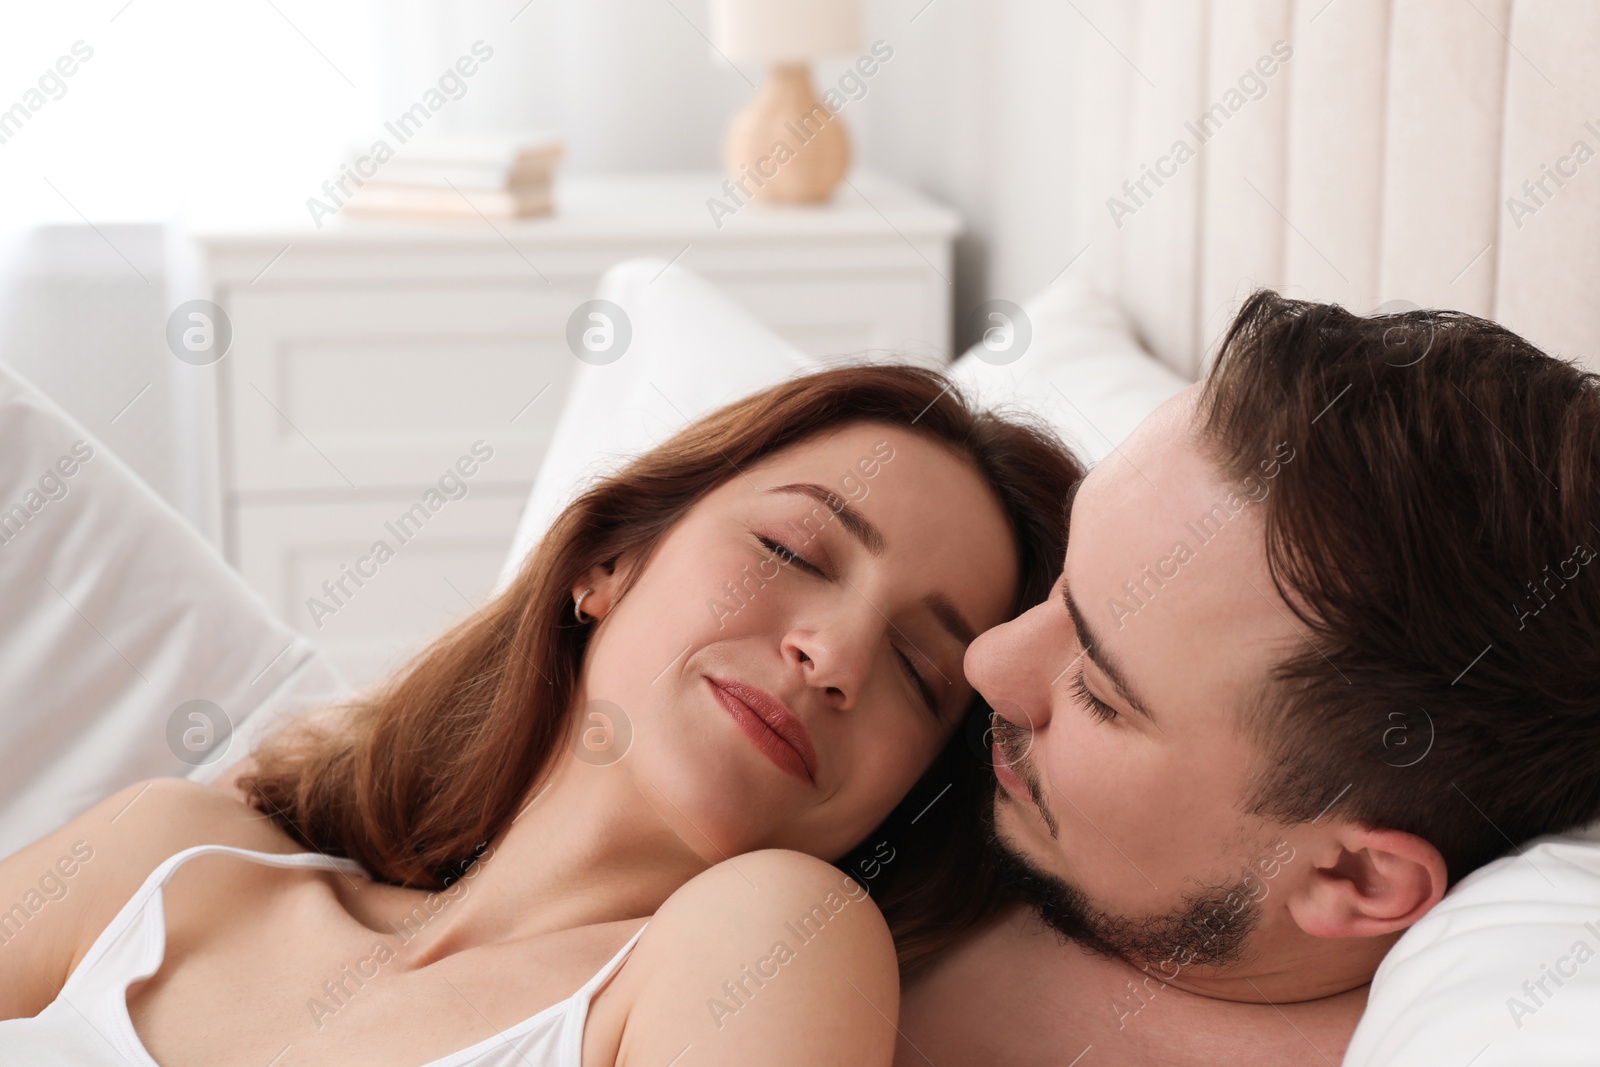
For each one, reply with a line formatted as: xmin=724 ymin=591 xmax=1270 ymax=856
xmin=783 ymin=629 xmax=858 ymax=710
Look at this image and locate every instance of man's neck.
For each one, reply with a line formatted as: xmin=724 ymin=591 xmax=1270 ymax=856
xmin=1146 ymin=910 xmax=1401 ymax=1005
xmin=896 ymin=905 xmax=1374 ymax=1067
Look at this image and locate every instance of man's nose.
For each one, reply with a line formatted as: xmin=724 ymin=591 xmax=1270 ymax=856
xmin=965 ymin=599 xmax=1055 ymax=731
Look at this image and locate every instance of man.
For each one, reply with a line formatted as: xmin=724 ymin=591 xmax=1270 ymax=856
xmin=895 ymin=290 xmax=1600 ymax=1065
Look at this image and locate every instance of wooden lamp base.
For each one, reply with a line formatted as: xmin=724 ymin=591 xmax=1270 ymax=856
xmin=722 ymin=63 xmax=849 ymax=204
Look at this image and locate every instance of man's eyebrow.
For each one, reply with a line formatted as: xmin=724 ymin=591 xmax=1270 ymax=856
xmin=767 ymin=483 xmax=885 ymax=556
xmin=1062 ymin=584 xmax=1158 ymax=724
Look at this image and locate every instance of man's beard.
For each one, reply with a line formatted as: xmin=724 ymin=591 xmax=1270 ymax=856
xmin=983 ymin=721 xmax=1264 ymax=970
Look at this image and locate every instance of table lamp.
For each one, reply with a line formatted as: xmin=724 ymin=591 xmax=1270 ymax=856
xmin=712 ymin=0 xmax=864 ymax=204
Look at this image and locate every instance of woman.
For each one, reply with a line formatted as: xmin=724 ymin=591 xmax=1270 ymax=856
xmin=0 ymin=364 xmax=1081 ymax=1066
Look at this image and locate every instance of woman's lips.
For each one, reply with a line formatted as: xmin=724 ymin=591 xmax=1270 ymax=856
xmin=708 ymin=677 xmax=817 ymax=784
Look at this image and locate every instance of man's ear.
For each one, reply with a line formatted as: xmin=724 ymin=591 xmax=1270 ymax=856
xmin=1284 ymin=825 xmax=1448 ymax=940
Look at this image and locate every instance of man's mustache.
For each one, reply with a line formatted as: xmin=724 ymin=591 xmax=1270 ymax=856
xmin=989 ymin=714 xmax=1058 ymax=838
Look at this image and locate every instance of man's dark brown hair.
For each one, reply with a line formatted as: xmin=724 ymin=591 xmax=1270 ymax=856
xmin=1200 ymin=289 xmax=1600 ymax=881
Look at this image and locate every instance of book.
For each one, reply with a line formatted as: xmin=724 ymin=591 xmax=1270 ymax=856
xmin=378 ymin=158 xmax=556 ymax=191
xmin=343 ymin=181 xmax=553 ymax=220
xmin=377 ymin=133 xmax=565 ymax=190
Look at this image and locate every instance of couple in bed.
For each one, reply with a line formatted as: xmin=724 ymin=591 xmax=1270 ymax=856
xmin=3 ymin=289 xmax=1598 ymax=1066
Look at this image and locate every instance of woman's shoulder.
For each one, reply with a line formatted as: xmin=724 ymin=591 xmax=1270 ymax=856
xmin=0 ymin=776 xmax=300 ymax=1019
xmin=615 ymin=849 xmax=901 ymax=1067
xmin=67 ymin=775 xmax=302 ymax=875
xmin=648 ymin=847 xmax=893 ymax=943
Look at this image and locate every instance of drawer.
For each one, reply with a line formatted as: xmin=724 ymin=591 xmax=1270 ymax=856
xmin=233 ymin=490 xmax=529 ymax=689
xmin=219 ymin=282 xmax=586 ymax=494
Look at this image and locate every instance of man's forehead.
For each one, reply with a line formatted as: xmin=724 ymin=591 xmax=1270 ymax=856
xmin=1065 ymin=394 xmax=1299 ymax=723
xmin=1071 ymin=386 xmax=1218 ymax=550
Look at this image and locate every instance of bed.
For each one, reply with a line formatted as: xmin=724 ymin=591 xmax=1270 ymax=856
xmin=1065 ymin=0 xmax=1600 ymax=381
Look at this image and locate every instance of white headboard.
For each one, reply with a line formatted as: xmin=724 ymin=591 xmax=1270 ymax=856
xmin=1067 ymin=0 xmax=1600 ymax=379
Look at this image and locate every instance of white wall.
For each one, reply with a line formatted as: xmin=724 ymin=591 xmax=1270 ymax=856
xmin=0 ymin=226 xmax=177 ymax=504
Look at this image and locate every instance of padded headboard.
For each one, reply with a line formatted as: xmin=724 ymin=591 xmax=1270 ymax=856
xmin=1069 ymin=0 xmax=1600 ymax=378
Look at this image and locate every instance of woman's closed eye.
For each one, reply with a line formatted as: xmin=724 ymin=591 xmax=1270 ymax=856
xmin=756 ymin=533 xmax=825 ymax=577
xmin=757 ymin=531 xmax=941 ymax=718
xmin=896 ymin=644 xmax=940 ymax=718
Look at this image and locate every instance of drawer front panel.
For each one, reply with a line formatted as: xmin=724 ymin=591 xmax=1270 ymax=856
xmin=221 ymin=283 xmax=585 ymax=493
xmin=234 ymin=491 xmax=529 ymax=690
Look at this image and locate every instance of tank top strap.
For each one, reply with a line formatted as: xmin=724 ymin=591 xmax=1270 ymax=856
xmin=64 ymin=843 xmax=368 ymax=996
xmin=135 ymin=843 xmax=368 ymax=911
xmin=572 ymin=922 xmax=650 ymax=1001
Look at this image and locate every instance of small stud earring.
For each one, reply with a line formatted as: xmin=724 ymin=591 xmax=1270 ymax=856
xmin=574 ymin=588 xmax=595 ymax=623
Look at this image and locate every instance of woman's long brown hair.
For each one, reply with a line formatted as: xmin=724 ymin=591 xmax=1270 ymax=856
xmin=240 ymin=363 xmax=1083 ymax=975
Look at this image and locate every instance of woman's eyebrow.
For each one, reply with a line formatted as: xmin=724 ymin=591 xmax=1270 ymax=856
xmin=766 ymin=483 xmax=885 ymax=556
xmin=924 ymin=592 xmax=977 ymax=646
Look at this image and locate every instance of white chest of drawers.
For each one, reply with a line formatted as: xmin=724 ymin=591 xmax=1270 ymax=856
xmin=189 ymin=171 xmax=961 ymax=687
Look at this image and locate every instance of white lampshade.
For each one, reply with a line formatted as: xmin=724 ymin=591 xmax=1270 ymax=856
xmin=711 ymin=0 xmax=865 ymax=64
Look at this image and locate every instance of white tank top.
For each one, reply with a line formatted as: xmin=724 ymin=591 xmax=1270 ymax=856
xmin=0 ymin=843 xmax=647 ymax=1066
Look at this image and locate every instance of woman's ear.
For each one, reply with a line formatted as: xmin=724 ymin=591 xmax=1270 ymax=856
xmin=570 ymin=557 xmax=633 ymax=622
xmin=1284 ymin=824 xmax=1448 ymax=940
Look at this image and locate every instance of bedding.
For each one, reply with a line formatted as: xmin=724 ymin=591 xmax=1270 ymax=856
xmin=948 ymin=281 xmax=1188 ymax=465
xmin=0 ymin=359 xmax=343 ymax=858
xmin=1344 ymin=832 xmax=1600 ymax=1064
xmin=495 ymin=259 xmax=818 ymax=593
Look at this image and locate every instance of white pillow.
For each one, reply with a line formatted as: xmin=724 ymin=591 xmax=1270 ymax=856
xmin=949 ymin=281 xmax=1190 ymax=463
xmin=1345 ymin=831 xmax=1600 ymax=1064
xmin=0 ymin=360 xmax=344 ymax=858
xmin=495 ymin=258 xmax=819 ymax=591
xmin=497 ymin=268 xmax=1190 ymax=589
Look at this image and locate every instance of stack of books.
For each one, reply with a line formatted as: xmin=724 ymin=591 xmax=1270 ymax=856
xmin=345 ymin=134 xmax=564 ymax=221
